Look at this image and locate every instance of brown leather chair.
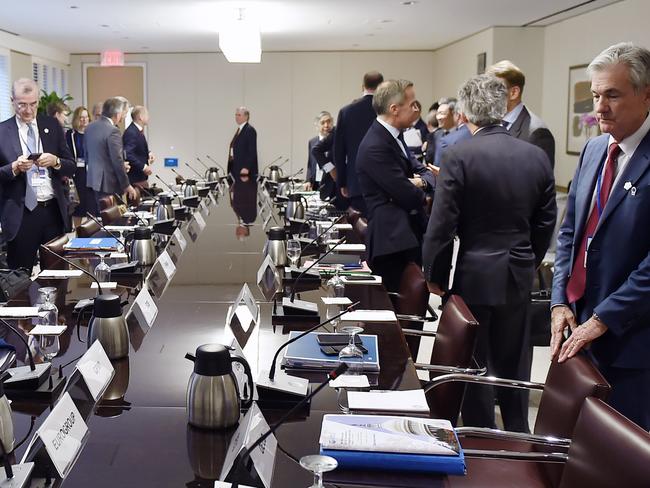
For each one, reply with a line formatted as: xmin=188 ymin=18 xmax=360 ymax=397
xmin=127 ymin=185 xmax=142 ymax=207
xmin=435 ymin=355 xmax=610 ymax=487
xmin=100 ymin=205 xmax=123 ymax=225
xmin=76 ymin=219 xmax=101 ymax=238
xmin=346 ymin=208 xmax=362 ymax=227
xmin=98 ymin=195 xmax=115 ymax=211
xmin=41 ymin=234 xmax=69 ymax=269
xmin=452 ymin=397 xmax=650 ymax=488
xmin=352 ymin=216 xmax=367 ymax=241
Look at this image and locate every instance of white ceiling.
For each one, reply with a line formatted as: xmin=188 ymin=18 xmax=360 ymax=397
xmin=0 ymin=0 xmax=619 ymax=54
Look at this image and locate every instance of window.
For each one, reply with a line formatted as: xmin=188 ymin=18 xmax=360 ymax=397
xmin=0 ymin=54 xmax=10 ymax=121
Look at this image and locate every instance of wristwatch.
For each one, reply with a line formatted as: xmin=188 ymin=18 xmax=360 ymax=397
xmin=54 ymin=157 xmax=61 ymax=170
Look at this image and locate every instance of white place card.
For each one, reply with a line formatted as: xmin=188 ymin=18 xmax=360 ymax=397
xmin=91 ymin=282 xmax=117 ymax=290
xmin=194 ymin=212 xmax=207 ymax=231
xmin=34 ymin=393 xmax=89 ymax=477
xmin=173 ymin=228 xmax=187 ymax=251
xmin=200 ymin=201 xmax=210 ymax=218
xmin=27 ymin=325 xmax=67 ymax=336
xmin=75 ymin=340 xmax=115 ymax=401
xmin=157 ymin=250 xmax=176 ymax=280
xmin=132 ymin=286 xmax=158 ymax=329
xmin=329 ymin=374 xmax=370 ymax=389
xmin=321 ymin=297 xmax=352 ymax=305
xmin=247 ymin=406 xmax=276 ymax=488
xmin=209 ymin=192 xmax=218 ymax=206
xmin=347 ymin=389 xmax=430 ymax=414
xmin=37 ymin=269 xmax=84 ymax=279
xmin=0 ymin=307 xmax=40 ymax=318
xmin=215 ymin=483 xmax=254 ymax=488
xmin=340 ymin=309 xmax=396 ymax=322
xmin=220 ymin=404 xmax=256 ymax=481
xmin=109 ymin=252 xmax=129 ymax=259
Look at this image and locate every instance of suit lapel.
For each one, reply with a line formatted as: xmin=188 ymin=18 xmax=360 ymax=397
xmin=509 ymin=106 xmax=528 ymax=138
xmin=7 ymin=117 xmax=23 ymax=160
xmin=574 ymin=138 xmax=607 ymax=240
xmin=598 ymin=131 xmax=650 ymax=227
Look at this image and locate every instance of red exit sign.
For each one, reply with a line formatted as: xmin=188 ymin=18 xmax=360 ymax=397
xmin=100 ymin=50 xmax=124 ymax=67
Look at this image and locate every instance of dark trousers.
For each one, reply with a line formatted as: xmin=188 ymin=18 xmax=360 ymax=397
xmin=461 ymin=282 xmax=532 ymax=433
xmin=349 ymin=195 xmax=367 ymax=216
xmin=597 ymin=362 xmax=650 ymax=430
xmin=7 ymin=202 xmax=64 ymax=273
xmin=371 ymin=247 xmax=421 ymax=293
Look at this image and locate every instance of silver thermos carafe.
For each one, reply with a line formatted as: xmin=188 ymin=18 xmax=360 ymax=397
xmin=154 ymin=194 xmax=175 ymax=222
xmin=130 ymin=226 xmax=157 ymax=266
xmin=277 ymin=177 xmax=291 ymax=197
xmin=266 ymin=226 xmax=287 ymax=266
xmin=205 ymin=167 xmax=220 ymax=182
xmin=285 ymin=194 xmax=307 ymax=220
xmin=185 ymin=344 xmax=253 ymax=430
xmin=267 ymin=165 xmax=283 ymax=182
xmin=182 ymin=179 xmax=199 ymax=198
xmin=88 ymin=294 xmax=130 ymax=360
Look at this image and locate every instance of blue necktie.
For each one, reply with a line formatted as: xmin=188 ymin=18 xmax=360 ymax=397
xmin=25 ymin=123 xmax=38 ymax=211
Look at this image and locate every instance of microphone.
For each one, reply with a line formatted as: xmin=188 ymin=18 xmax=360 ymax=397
xmin=230 ymin=363 xmax=349 ymax=488
xmin=84 ymin=212 xmax=128 ymax=250
xmin=154 ymin=175 xmax=182 ymax=199
xmin=268 ymin=302 xmax=358 ymax=382
xmin=261 ymin=155 xmax=283 ymax=173
xmin=205 ymin=155 xmax=227 ymax=174
xmin=170 ymin=168 xmax=186 ymax=182
xmin=39 ymin=245 xmax=103 ymax=295
xmin=290 ymin=236 xmax=347 ymax=303
xmin=298 ymin=214 xmax=345 ymax=259
xmin=112 ymin=193 xmax=150 ymax=227
xmin=185 ymin=162 xmax=205 ymax=180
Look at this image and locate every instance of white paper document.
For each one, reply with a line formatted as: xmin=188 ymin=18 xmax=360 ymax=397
xmin=0 ymin=307 xmax=40 ymax=318
xmin=91 ymin=282 xmax=117 ymax=290
xmin=28 ymin=325 xmax=67 ymax=336
xmin=347 ymin=389 xmax=430 ymax=414
xmin=329 ymin=374 xmax=370 ymax=389
xmin=37 ymin=269 xmax=84 ymax=279
xmin=340 ymin=309 xmax=396 ymax=322
xmin=321 ymin=297 xmax=352 ymax=305
xmin=330 ymin=243 xmax=366 ymax=252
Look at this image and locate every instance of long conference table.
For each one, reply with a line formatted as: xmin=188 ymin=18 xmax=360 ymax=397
xmin=2 ymin=181 xmax=447 ymax=487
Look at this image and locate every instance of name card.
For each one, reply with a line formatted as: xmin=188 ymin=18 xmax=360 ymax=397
xmin=131 ymin=286 xmax=158 ymax=329
xmin=200 ymin=201 xmax=210 ymax=218
xmin=75 ymin=340 xmax=115 ymax=401
xmin=33 ymin=393 xmax=89 ymax=477
xmin=194 ymin=212 xmax=207 ymax=231
xmin=209 ymin=192 xmax=218 ymax=206
xmin=173 ymin=228 xmax=187 ymax=251
xmin=157 ymin=250 xmax=176 ymax=280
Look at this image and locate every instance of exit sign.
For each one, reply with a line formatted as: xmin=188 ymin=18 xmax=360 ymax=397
xmin=164 ymin=158 xmax=178 ymax=167
xmin=100 ymin=50 xmax=124 ymax=67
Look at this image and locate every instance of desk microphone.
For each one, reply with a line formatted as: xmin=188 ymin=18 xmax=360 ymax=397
xmin=205 ymin=155 xmax=227 ymax=174
xmin=184 ymin=162 xmax=205 ymax=180
xmin=230 ymin=363 xmax=349 ymax=488
xmin=39 ymin=245 xmax=103 ymax=295
xmin=261 ymin=155 xmax=283 ymax=173
xmin=84 ymin=212 xmax=129 ymax=249
xmin=298 ymin=214 xmax=345 ymax=259
xmin=170 ymin=168 xmax=186 ymax=182
xmin=289 ymin=236 xmax=347 ymax=303
xmin=112 ymin=194 xmax=150 ymax=227
xmin=154 ymin=175 xmax=182 ymax=199
xmin=268 ymin=301 xmax=358 ymax=382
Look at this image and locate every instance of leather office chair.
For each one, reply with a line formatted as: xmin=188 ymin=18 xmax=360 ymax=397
xmin=431 ymin=355 xmax=610 ymax=486
xmin=127 ymin=185 xmax=142 ymax=207
xmin=100 ymin=205 xmax=123 ymax=225
xmin=98 ymin=195 xmax=115 ymax=211
xmin=352 ymin=217 xmax=367 ymax=242
xmin=41 ymin=234 xmax=69 ymax=269
xmin=76 ymin=219 xmax=101 ymax=238
xmin=453 ymin=397 xmax=650 ymax=488
xmin=346 ymin=208 xmax=362 ymax=227
xmin=402 ymin=295 xmax=481 ymax=425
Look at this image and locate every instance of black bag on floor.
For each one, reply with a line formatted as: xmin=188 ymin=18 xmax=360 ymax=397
xmin=0 ymin=268 xmax=31 ymax=302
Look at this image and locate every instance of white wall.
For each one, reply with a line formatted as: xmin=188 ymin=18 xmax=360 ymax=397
xmin=69 ymin=50 xmax=435 ymax=182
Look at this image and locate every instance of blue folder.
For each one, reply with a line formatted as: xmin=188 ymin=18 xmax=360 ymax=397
xmin=64 ymin=237 xmax=120 ymax=251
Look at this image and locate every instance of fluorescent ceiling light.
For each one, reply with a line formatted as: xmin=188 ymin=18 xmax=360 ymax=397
xmin=219 ymin=9 xmax=261 ymax=63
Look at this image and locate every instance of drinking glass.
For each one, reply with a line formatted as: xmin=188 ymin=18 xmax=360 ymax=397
xmin=287 ymin=239 xmax=301 ymax=268
xmin=37 ymin=287 xmax=58 ymax=326
xmin=338 ymin=324 xmax=364 ymax=375
xmin=326 ymin=269 xmax=345 ymax=297
xmin=94 ymin=252 xmax=111 ymax=282
xmin=39 ymin=334 xmax=60 ymax=361
xmin=299 ymin=454 xmax=338 ymax=488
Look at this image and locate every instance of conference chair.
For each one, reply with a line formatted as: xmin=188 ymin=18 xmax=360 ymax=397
xmin=40 ymin=234 xmax=69 ymax=270
xmin=98 ymin=195 xmax=116 ymax=211
xmin=429 ymin=355 xmax=610 ymax=486
xmin=402 ymin=294 xmax=482 ymax=425
xmin=454 ymin=397 xmax=650 ymax=488
xmin=351 ymin=216 xmax=367 ymax=242
xmin=76 ymin=219 xmax=101 ymax=238
xmin=100 ymin=205 xmax=123 ymax=225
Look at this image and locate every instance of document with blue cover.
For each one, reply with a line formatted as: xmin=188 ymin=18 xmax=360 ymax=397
xmin=64 ymin=237 xmax=121 ymax=252
xmin=281 ymin=332 xmax=379 ymax=372
xmin=319 ymin=414 xmax=466 ymax=475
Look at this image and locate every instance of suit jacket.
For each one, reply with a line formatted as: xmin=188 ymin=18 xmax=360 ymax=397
xmin=311 ymin=131 xmax=336 ymax=201
xmin=85 ymin=117 xmax=130 ymax=194
xmin=0 ymin=115 xmax=76 ymax=241
xmin=434 ymin=124 xmax=472 ymax=165
xmin=551 ymin=132 xmax=650 ymax=368
xmin=509 ymin=105 xmax=555 ymax=169
xmin=306 ymin=136 xmax=320 ymax=184
xmin=334 ymin=94 xmax=376 ymax=198
xmin=356 ymin=120 xmax=427 ymax=264
xmin=123 ymin=122 xmax=150 ymax=184
xmin=228 ymin=123 xmax=258 ymax=176
xmin=424 ymin=129 xmax=443 ymax=164
xmin=423 ymin=125 xmax=556 ymax=306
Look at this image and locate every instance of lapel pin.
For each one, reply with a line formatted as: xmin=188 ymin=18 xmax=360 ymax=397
xmin=623 ymin=181 xmax=632 ymax=191
xmin=631 ymin=187 xmax=637 ymax=196
xmin=44 ymin=128 xmax=49 ymax=134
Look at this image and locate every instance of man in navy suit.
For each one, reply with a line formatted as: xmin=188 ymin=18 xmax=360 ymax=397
xmin=551 ymin=43 xmax=650 ymax=430
xmin=228 ymin=107 xmax=258 ymax=177
xmin=123 ymin=105 xmax=154 ymax=189
xmin=433 ymin=98 xmax=472 ymax=167
xmin=423 ymin=74 xmax=556 ymax=432
xmin=488 ymin=60 xmax=555 ymax=168
xmin=356 ymin=79 xmax=427 ymax=292
xmin=0 ymin=78 xmax=76 ymax=271
xmin=334 ymin=71 xmax=383 ymax=214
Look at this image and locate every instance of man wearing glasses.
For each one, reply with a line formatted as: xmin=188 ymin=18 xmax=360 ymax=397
xmin=0 ymin=78 xmax=76 ymax=272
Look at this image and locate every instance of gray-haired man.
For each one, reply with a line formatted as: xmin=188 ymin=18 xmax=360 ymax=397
xmin=423 ymin=74 xmax=556 ymax=432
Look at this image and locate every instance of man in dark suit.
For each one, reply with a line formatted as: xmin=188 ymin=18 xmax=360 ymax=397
xmin=0 ymin=78 xmax=76 ymax=271
xmin=488 ymin=60 xmax=555 ymax=168
xmin=334 ymin=71 xmax=383 ymax=214
xmin=123 ymin=105 xmax=154 ymax=189
xmin=432 ymin=98 xmax=472 ymax=167
xmin=551 ymin=43 xmax=650 ymax=430
xmin=228 ymin=107 xmax=258 ymax=177
xmin=423 ymin=74 xmax=556 ymax=432
xmin=306 ymin=111 xmax=334 ymax=194
xmin=85 ymin=97 xmax=137 ymax=203
xmin=356 ymin=79 xmax=427 ymax=292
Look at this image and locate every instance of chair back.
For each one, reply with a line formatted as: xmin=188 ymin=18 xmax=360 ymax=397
xmin=76 ymin=219 xmax=101 ymax=238
xmin=98 ymin=195 xmax=115 ymax=211
xmin=352 ymin=216 xmax=367 ymax=241
xmin=41 ymin=234 xmax=69 ymax=270
xmin=559 ymin=397 xmax=650 ymax=488
xmin=100 ymin=205 xmax=123 ymax=225
xmin=394 ymin=262 xmax=430 ymax=358
xmin=427 ymin=295 xmax=479 ymax=425
xmin=346 ymin=208 xmax=362 ymax=227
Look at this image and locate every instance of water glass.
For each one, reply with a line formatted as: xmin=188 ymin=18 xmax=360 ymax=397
xmin=287 ymin=239 xmax=301 ymax=267
xmin=299 ymin=454 xmax=338 ymax=488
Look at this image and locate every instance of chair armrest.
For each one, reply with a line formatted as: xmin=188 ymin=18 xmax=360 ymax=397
xmin=414 ymin=364 xmax=487 ymax=375
xmin=401 ymin=327 xmax=436 ymax=337
xmin=463 ymin=448 xmax=568 ymax=463
xmin=423 ymin=373 xmax=545 ymax=393
xmin=456 ymin=427 xmax=570 ymax=448
xmin=395 ymin=314 xmax=426 ymax=323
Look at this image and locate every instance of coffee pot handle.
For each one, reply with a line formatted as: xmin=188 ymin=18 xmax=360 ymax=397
xmin=231 ymin=355 xmax=254 ymax=408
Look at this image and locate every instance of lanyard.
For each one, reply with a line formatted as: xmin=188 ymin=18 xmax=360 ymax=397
xmin=18 ymin=124 xmax=41 ymax=155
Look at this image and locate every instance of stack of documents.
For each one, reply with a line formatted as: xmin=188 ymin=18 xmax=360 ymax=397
xmin=64 ymin=237 xmax=121 ymax=252
xmin=282 ymin=332 xmax=379 ymax=372
xmin=347 ymin=389 xmax=430 ymax=414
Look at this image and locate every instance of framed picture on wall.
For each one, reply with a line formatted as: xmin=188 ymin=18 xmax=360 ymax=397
xmin=566 ymin=64 xmax=600 ymax=155
xmin=477 ymin=52 xmax=486 ymax=74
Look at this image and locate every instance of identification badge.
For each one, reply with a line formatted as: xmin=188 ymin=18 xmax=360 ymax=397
xmin=76 ymin=157 xmax=85 ymax=168
xmin=31 ymin=168 xmax=47 ymax=187
xmin=585 ymin=236 xmax=593 ymax=268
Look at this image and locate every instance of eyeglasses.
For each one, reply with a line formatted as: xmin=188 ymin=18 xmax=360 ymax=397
xmin=14 ymin=101 xmax=38 ymax=110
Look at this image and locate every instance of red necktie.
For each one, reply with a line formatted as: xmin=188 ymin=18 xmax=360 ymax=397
xmin=566 ymin=142 xmax=621 ymax=303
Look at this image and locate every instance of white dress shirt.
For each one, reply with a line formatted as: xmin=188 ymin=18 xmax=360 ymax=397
xmin=376 ymin=117 xmax=408 ymax=158
xmin=15 ymin=117 xmax=55 ymax=201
